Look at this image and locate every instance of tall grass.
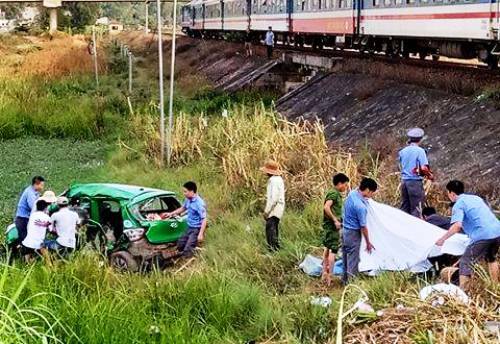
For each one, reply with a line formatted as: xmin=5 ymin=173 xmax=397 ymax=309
xmin=126 ymin=105 xmax=397 ymax=208
xmin=0 ymin=76 xmax=128 ymax=140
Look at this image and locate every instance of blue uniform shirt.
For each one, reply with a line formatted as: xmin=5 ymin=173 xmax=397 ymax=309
xmin=183 ymin=195 xmax=207 ymax=228
xmin=398 ymin=144 xmax=429 ymax=181
xmin=451 ymin=194 xmax=500 ymax=243
xmin=342 ymin=190 xmax=368 ymax=231
xmin=16 ymin=186 xmax=39 ymax=219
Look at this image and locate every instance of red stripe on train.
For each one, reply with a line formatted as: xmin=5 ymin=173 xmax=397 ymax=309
xmin=292 ymin=17 xmax=353 ymax=33
xmin=361 ymin=11 xmax=495 ymax=20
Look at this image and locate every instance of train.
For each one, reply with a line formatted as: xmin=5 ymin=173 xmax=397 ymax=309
xmin=180 ymin=0 xmax=500 ymax=68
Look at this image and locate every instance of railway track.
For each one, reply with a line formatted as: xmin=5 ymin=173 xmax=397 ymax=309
xmin=273 ymin=41 xmax=497 ymax=75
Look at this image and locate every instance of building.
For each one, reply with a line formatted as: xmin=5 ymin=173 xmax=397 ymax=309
xmin=108 ymin=20 xmax=124 ymax=34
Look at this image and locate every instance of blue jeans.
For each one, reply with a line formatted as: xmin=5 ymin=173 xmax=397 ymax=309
xmin=44 ymin=240 xmax=73 ymax=256
xmin=177 ymin=227 xmax=201 ymax=257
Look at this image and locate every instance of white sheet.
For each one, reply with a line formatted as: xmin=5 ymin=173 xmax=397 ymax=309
xmin=358 ymin=200 xmax=470 ymax=272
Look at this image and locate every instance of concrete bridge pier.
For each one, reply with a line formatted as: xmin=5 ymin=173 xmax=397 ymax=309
xmin=49 ymin=7 xmax=58 ymax=35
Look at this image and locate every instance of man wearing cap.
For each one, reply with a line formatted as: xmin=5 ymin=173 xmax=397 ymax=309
xmin=260 ymin=160 xmax=285 ymax=251
xmin=14 ymin=176 xmax=45 ymax=248
xmin=46 ymin=196 xmax=81 ymax=255
xmin=398 ymin=128 xmax=433 ymax=217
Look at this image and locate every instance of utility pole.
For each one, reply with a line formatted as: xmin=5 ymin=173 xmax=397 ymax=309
xmin=166 ymin=0 xmax=178 ymax=165
xmin=157 ymin=0 xmax=165 ymax=164
xmin=92 ymin=26 xmax=99 ymax=86
xmin=128 ymin=51 xmax=133 ymax=94
xmin=145 ymin=1 xmax=149 ymax=34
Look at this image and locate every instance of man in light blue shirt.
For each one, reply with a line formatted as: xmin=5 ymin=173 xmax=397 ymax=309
xmin=342 ymin=178 xmax=377 ymax=283
xmin=14 ymin=176 xmax=45 ymax=247
xmin=436 ymin=180 xmax=500 ymax=290
xmin=163 ymin=181 xmax=207 ymax=258
xmin=265 ymin=26 xmax=274 ymax=59
xmin=398 ymin=127 xmax=432 ymax=217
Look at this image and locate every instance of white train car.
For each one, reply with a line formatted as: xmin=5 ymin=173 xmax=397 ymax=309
xmin=291 ymin=0 xmax=355 ymax=35
xmin=204 ymin=0 xmax=224 ymax=32
xmin=360 ymin=0 xmax=495 ymax=40
xmin=250 ymin=0 xmax=289 ymax=33
xmin=181 ymin=0 xmax=500 ymax=67
xmin=359 ymin=0 xmax=500 ymax=63
xmin=223 ymin=0 xmax=250 ymax=31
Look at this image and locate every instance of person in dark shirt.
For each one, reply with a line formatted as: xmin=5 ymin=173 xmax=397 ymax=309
xmin=244 ymin=28 xmax=253 ymax=57
xmin=422 ymin=207 xmax=451 ymax=230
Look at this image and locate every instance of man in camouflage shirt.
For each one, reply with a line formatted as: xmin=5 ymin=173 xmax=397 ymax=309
xmin=322 ymin=173 xmax=350 ymax=285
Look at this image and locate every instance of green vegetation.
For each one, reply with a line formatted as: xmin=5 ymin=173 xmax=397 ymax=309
xmin=0 ymin=138 xmax=108 ymax=228
xmin=0 ymin=76 xmax=127 ymax=140
xmin=0 ymin=35 xmax=498 ymax=343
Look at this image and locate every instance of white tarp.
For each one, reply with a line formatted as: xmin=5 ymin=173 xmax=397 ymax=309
xmin=358 ymin=200 xmax=470 ymax=272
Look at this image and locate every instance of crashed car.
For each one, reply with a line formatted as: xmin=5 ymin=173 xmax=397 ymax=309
xmin=6 ymin=183 xmax=188 ymax=271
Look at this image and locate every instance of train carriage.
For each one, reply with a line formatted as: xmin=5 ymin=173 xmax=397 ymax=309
xmin=204 ymin=0 xmax=224 ymax=33
xmin=291 ymin=0 xmax=356 ymax=46
xmin=181 ymin=5 xmax=193 ymax=29
xmin=192 ymin=0 xmax=205 ymax=32
xmin=224 ymin=0 xmax=250 ymax=31
xmin=180 ymin=0 xmax=500 ymax=67
xmin=291 ymin=0 xmax=355 ymax=35
xmin=359 ymin=0 xmax=500 ymax=61
xmin=250 ymin=0 xmax=289 ymax=33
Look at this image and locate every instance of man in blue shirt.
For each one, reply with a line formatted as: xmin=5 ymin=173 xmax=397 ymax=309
xmin=265 ymin=26 xmax=274 ymax=59
xmin=398 ymin=128 xmax=433 ymax=217
xmin=163 ymin=181 xmax=207 ymax=258
xmin=436 ymin=180 xmax=500 ymax=291
xmin=342 ymin=178 xmax=377 ymax=283
xmin=14 ymin=176 xmax=45 ymax=247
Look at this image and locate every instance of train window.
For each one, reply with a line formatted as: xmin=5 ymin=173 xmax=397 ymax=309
xmin=373 ymin=0 xmax=380 ymax=6
xmin=278 ymin=0 xmax=285 ymax=11
xmin=384 ymin=0 xmax=392 ymax=5
xmin=406 ymin=0 xmax=415 ymax=4
xmin=395 ymin=0 xmax=403 ymax=4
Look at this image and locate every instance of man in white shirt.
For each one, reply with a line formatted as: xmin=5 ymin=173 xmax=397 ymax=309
xmin=46 ymin=197 xmax=80 ymax=256
xmin=260 ymin=160 xmax=285 ymax=251
xmin=265 ymin=26 xmax=274 ymax=59
xmin=21 ymin=199 xmax=51 ymax=261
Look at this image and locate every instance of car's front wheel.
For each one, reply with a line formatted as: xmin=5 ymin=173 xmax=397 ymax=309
xmin=109 ymin=251 xmax=138 ymax=272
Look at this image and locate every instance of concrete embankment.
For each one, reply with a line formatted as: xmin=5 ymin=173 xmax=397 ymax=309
xmin=121 ymin=33 xmax=500 ymax=203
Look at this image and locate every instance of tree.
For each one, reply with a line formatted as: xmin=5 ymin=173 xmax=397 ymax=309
xmin=0 ymin=4 xmax=23 ymax=19
xmin=35 ymin=3 xmax=100 ymax=32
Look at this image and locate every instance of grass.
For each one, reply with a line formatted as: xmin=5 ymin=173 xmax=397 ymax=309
xmin=0 ymin=33 xmax=498 ymax=343
xmin=0 ymin=138 xmax=108 ymax=228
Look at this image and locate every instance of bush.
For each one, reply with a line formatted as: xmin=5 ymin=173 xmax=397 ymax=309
xmin=127 ymin=105 xmax=387 ymax=208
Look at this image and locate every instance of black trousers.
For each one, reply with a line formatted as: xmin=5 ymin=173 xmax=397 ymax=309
xmin=14 ymin=216 xmax=29 ymax=246
xmin=266 ymin=45 xmax=273 ymax=59
xmin=265 ymin=216 xmax=280 ymax=251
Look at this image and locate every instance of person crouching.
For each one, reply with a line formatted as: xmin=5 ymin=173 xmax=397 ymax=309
xmin=435 ymin=180 xmax=500 ymax=291
xmin=45 ymin=197 xmax=80 ymax=257
xmin=21 ymin=200 xmax=51 ymax=263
